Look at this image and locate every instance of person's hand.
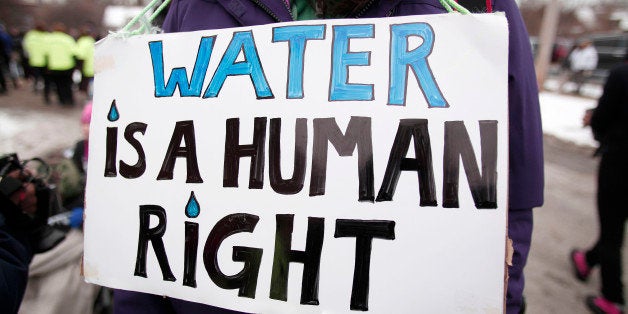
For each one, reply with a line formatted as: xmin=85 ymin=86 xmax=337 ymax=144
xmin=582 ymin=109 xmax=593 ymax=127
xmin=6 ymin=170 xmax=38 ymax=215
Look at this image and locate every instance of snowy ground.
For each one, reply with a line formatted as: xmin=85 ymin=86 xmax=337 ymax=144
xmin=540 ymin=79 xmax=603 ymax=148
xmin=540 ymin=92 xmax=597 ymax=147
xmin=0 ymin=92 xmax=84 ymax=159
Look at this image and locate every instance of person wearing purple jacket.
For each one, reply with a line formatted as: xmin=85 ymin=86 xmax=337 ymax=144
xmin=114 ymin=0 xmax=544 ymax=313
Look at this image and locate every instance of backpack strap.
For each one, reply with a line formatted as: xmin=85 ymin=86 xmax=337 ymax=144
xmin=456 ymin=0 xmax=492 ymax=13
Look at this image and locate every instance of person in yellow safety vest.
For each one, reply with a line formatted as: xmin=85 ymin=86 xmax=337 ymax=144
xmin=75 ymin=26 xmax=95 ymax=96
xmin=45 ymin=22 xmax=77 ymax=106
xmin=22 ymin=23 xmax=49 ymax=97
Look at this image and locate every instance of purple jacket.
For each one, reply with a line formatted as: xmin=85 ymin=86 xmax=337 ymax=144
xmin=114 ymin=2 xmax=543 ymax=313
xmin=162 ymin=0 xmax=544 ymax=210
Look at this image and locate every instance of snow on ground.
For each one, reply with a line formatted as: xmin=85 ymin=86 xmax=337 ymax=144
xmin=539 ymin=92 xmax=598 ymax=148
xmin=540 ymin=78 xmax=603 ymax=148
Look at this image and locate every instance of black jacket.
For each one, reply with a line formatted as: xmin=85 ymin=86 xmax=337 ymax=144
xmin=0 ymin=198 xmax=33 ymax=314
xmin=591 ymin=63 xmax=628 ymax=153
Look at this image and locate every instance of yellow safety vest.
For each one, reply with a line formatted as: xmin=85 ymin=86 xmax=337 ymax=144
xmin=76 ymin=35 xmax=95 ymax=77
xmin=45 ymin=31 xmax=76 ymax=71
xmin=23 ymin=30 xmax=48 ymax=67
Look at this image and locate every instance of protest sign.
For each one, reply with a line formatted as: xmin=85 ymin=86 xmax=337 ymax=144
xmin=84 ymin=13 xmax=509 ymax=313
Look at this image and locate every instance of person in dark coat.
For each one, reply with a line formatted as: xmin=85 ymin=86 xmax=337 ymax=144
xmin=572 ymin=53 xmax=628 ymax=314
xmin=0 ymin=212 xmax=32 ymax=314
xmin=0 ymin=170 xmax=38 ymax=314
xmin=114 ymin=1 xmax=544 ymax=313
xmin=0 ymin=24 xmax=11 ymax=94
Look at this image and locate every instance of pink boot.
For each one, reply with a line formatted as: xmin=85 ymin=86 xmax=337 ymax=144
xmin=586 ymin=296 xmax=624 ymax=314
xmin=570 ymin=249 xmax=591 ymax=281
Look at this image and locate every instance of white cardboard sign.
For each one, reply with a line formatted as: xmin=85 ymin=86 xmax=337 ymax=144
xmin=85 ymin=13 xmax=509 ymax=313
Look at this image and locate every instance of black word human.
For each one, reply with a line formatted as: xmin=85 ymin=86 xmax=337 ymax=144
xmin=104 ymin=117 xmax=498 ymax=208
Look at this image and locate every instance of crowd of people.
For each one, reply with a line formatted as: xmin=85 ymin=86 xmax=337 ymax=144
xmin=0 ymin=21 xmax=96 ymax=105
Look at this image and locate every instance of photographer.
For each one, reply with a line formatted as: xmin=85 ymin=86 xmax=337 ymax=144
xmin=0 ymin=155 xmax=66 ymax=314
xmin=0 ymin=169 xmax=38 ymax=314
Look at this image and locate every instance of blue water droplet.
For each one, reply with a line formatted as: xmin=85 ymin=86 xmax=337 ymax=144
xmin=108 ymin=100 xmax=119 ymax=122
xmin=185 ymin=191 xmax=200 ymax=218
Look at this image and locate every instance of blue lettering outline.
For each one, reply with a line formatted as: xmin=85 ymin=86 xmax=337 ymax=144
xmin=272 ymin=25 xmax=326 ymax=99
xmin=150 ymin=36 xmax=215 ymax=97
xmin=388 ymin=23 xmax=448 ymax=108
xmin=329 ymin=24 xmax=375 ymax=102
xmin=204 ymin=31 xmax=274 ymax=99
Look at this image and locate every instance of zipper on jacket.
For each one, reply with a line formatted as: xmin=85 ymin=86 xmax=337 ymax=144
xmin=250 ymin=0 xmax=281 ymax=21
xmin=250 ymin=0 xmax=393 ymax=22
xmin=281 ymin=0 xmax=294 ymax=20
xmin=249 ymin=0 xmax=293 ymax=22
xmin=354 ymin=0 xmax=376 ymax=18
xmin=354 ymin=0 xmax=397 ymax=18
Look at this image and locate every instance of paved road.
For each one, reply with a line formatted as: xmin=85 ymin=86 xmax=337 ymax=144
xmin=527 ymin=136 xmax=628 ymax=313
xmin=0 ymin=88 xmax=84 ymax=158
xmin=1 ymin=88 xmax=625 ymax=313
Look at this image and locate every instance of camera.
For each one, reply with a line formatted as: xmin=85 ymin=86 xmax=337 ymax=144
xmin=0 ymin=153 xmax=66 ymax=253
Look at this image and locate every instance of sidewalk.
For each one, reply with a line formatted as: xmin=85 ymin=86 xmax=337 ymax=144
xmin=0 ymin=87 xmax=85 ymax=158
xmin=526 ymin=135 xmax=613 ymax=314
xmin=540 ymin=77 xmax=602 ymax=149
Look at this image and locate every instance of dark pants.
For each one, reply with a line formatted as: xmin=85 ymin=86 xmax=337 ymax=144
xmin=0 ymin=60 xmax=7 ymax=94
xmin=30 ymin=66 xmax=46 ymax=92
xmin=49 ymin=69 xmax=74 ymax=105
xmin=507 ymin=208 xmax=533 ymax=314
xmin=40 ymin=67 xmax=54 ymax=104
xmin=570 ymin=70 xmax=592 ymax=94
xmin=586 ymin=149 xmax=627 ymax=304
xmin=79 ymin=75 xmax=93 ymax=95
